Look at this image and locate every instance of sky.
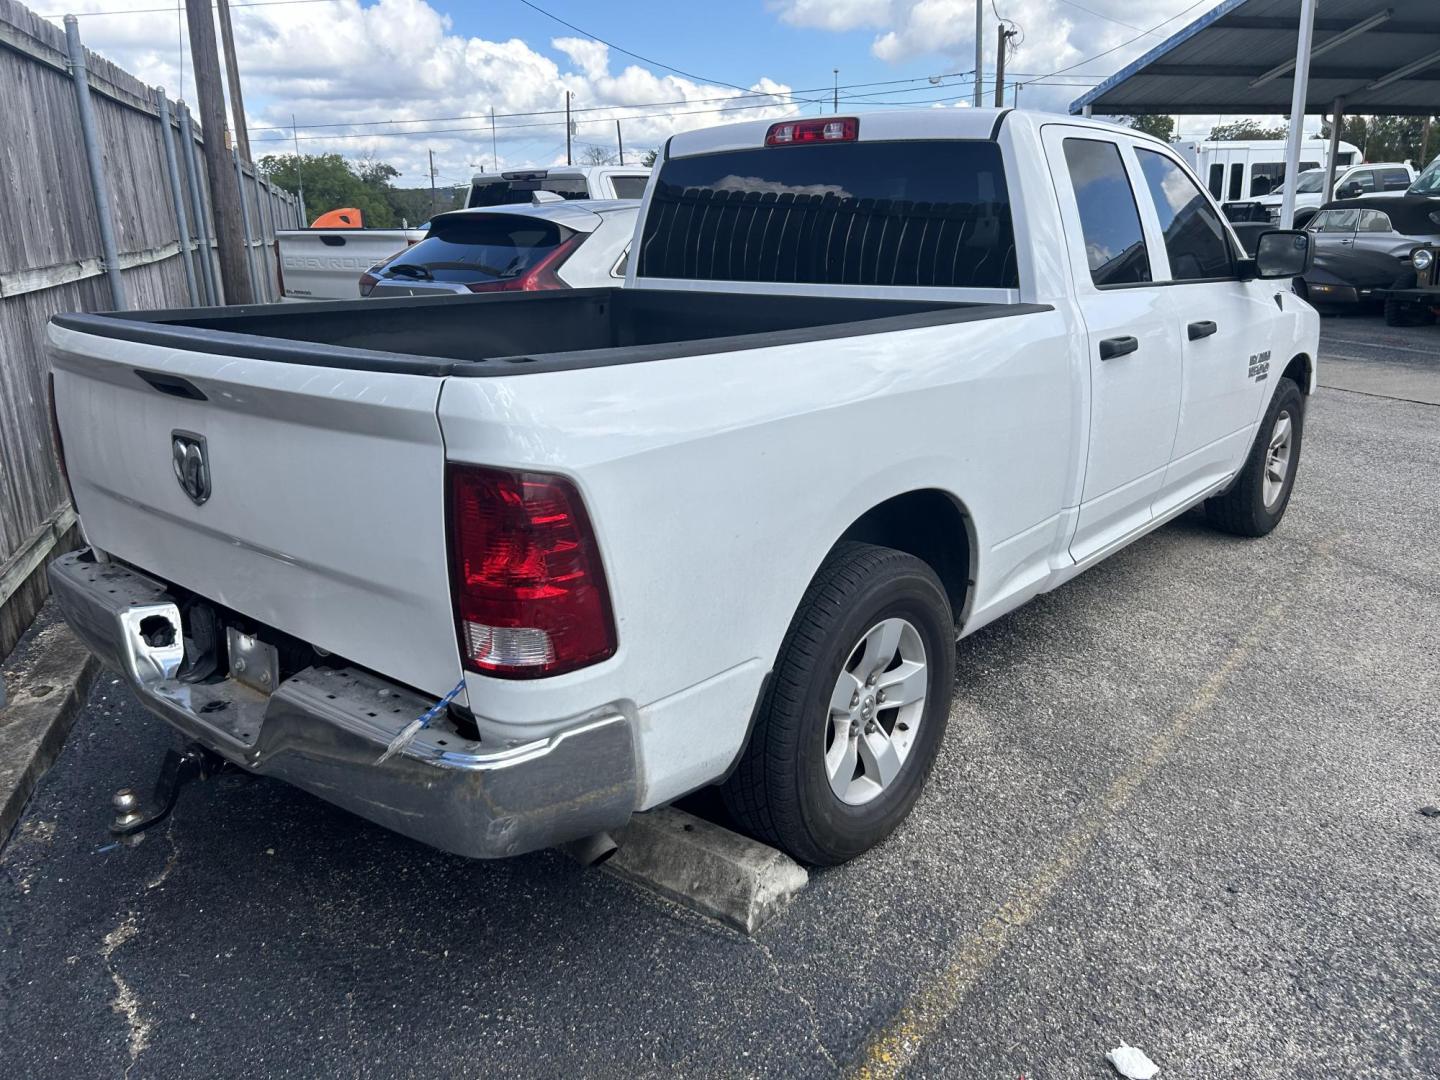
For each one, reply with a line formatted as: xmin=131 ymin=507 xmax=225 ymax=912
xmin=45 ymin=0 xmax=1286 ymax=189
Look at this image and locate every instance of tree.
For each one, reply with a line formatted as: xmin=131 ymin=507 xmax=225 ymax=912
xmin=1208 ymin=120 xmax=1290 ymax=141
xmin=1322 ymin=114 xmax=1440 ymax=167
xmin=1125 ymin=114 xmax=1175 ymax=142
xmin=640 ymin=148 xmax=659 ymax=167
xmin=581 ymin=145 xmax=614 ymax=166
xmin=258 ymin=153 xmax=397 ymax=227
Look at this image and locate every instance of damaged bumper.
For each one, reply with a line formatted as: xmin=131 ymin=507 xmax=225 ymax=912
xmin=48 ymin=550 xmax=639 ymax=859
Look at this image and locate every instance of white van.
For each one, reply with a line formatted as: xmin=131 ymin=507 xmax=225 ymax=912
xmin=1175 ymin=138 xmax=1363 ymax=204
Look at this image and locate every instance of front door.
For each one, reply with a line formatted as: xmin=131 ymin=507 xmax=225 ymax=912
xmin=1125 ymin=146 xmax=1276 ymax=508
xmin=1043 ymin=128 xmax=1183 ymax=563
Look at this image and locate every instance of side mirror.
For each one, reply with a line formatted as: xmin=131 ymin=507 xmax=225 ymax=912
xmin=1247 ymin=230 xmax=1313 ymax=279
xmin=1338 ymin=181 xmax=1363 ymax=199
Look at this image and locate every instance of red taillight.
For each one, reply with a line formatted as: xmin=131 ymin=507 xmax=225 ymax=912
xmin=464 ymin=231 xmax=584 ymax=293
xmin=447 ymin=464 xmax=616 ymax=678
xmin=358 ymin=270 xmax=379 ymax=297
xmin=765 ymin=117 xmax=859 ymax=146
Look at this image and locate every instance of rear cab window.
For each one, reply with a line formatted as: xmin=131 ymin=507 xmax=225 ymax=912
xmin=636 ymin=140 xmax=1019 ymax=289
xmin=610 ymin=175 xmax=649 ymax=199
xmin=377 ymin=216 xmax=567 ymax=287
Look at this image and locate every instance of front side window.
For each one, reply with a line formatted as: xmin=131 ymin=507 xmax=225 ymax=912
xmin=1063 ymin=138 xmax=1151 ymax=287
xmin=637 ymin=140 xmax=1019 ymax=288
xmin=1136 ymin=149 xmax=1234 ymax=281
xmin=1310 ymin=208 xmax=1359 ymax=233
xmin=1380 ymin=168 xmax=1411 ymax=191
xmin=1349 ymin=170 xmax=1377 ymax=193
xmin=1228 ymin=163 xmax=1243 ymax=201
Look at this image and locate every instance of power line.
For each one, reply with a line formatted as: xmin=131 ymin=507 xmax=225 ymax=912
xmin=1017 ymin=0 xmax=1215 ymax=89
xmin=513 ymin=0 xmax=797 ymax=101
xmin=247 ymin=70 xmax=993 ymax=136
xmin=47 ymin=0 xmax=339 ymax=16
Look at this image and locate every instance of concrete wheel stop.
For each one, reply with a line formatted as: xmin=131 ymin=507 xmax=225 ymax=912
xmin=602 ymin=806 xmax=808 ymax=934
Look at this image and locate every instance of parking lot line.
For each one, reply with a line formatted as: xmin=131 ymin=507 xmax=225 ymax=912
xmin=848 ymin=596 xmax=1292 ymax=1079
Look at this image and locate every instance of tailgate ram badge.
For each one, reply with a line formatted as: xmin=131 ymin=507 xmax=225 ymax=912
xmin=171 ymin=430 xmax=211 ymax=505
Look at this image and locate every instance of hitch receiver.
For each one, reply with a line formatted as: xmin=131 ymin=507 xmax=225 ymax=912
xmin=110 ymin=743 xmax=233 ymax=836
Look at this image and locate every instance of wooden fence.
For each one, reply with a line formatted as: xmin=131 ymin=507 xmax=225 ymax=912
xmin=0 ymin=0 xmax=302 ymax=656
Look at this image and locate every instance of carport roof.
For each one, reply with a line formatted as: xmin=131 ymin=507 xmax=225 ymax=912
xmin=1070 ymin=0 xmax=1440 ymax=117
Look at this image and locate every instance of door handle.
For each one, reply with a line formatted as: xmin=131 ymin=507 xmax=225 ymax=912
xmin=1188 ymin=320 xmax=1218 ymax=340
xmin=1099 ymin=336 xmax=1138 ymax=360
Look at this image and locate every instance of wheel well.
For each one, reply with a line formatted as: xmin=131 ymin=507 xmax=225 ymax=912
xmin=1283 ymin=352 xmax=1313 ymax=394
xmin=837 ymin=489 xmax=974 ymax=627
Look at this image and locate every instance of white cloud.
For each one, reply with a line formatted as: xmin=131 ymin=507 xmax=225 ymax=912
xmin=52 ymin=0 xmax=799 ymax=184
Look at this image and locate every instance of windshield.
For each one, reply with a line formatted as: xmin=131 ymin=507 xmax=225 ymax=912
xmin=377 ymin=217 xmax=567 ymax=285
xmin=1411 ymin=157 xmax=1440 ymax=196
xmin=1294 ymin=171 xmax=1326 ymax=194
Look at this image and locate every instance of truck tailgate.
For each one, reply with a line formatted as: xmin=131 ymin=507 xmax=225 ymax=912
xmin=277 ymin=230 xmax=413 ymax=301
xmin=47 ymin=322 xmax=460 ymax=697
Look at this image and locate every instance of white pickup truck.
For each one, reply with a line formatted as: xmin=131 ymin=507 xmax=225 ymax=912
xmin=274 ymin=225 xmax=427 ymax=301
xmin=47 ymin=110 xmax=1318 ymax=866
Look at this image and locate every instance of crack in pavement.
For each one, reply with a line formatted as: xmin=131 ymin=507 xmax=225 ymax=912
xmin=99 ymin=912 xmax=152 ymax=1078
xmin=753 ymin=938 xmax=838 ymax=1072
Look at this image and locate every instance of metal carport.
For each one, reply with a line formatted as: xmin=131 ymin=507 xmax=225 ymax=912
xmin=1070 ymin=0 xmax=1440 ymax=226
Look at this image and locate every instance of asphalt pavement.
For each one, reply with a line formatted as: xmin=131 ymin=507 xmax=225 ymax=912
xmin=2 ymin=313 xmax=1437 ymax=1079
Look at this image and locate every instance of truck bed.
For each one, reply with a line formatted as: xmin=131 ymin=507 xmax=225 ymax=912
xmin=52 ymin=289 xmax=1045 ymax=377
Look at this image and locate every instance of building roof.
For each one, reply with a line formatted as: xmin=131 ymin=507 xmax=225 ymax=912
xmin=1071 ymin=0 xmax=1440 ymax=117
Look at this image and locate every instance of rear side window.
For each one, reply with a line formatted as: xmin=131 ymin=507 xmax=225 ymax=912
xmin=1357 ymin=210 xmax=1393 ymax=233
xmin=637 ymin=140 xmax=1018 ymax=289
xmin=378 ymin=217 xmax=566 ymax=286
xmin=1063 ymin=138 xmax=1151 ymax=287
xmin=1136 ymin=150 xmax=1234 ymax=280
xmin=611 ymin=176 xmax=649 ymax=199
xmin=467 ymin=178 xmax=589 ymax=207
xmin=1227 ymin=163 xmax=1243 ymax=202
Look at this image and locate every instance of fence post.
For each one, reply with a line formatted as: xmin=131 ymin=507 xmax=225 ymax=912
xmin=259 ymin=177 xmax=280 ymax=298
xmin=154 ymin=88 xmax=198 ymax=306
xmin=178 ymin=103 xmax=219 ymax=305
xmin=232 ymin=149 xmax=262 ymax=302
xmin=63 ymin=16 xmax=127 ymax=309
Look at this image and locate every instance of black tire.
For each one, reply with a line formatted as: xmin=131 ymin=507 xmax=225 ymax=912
xmin=721 ymin=542 xmax=955 ymax=866
xmin=1204 ymin=377 xmax=1305 ymax=537
xmin=1384 ymin=297 xmax=1434 ymax=327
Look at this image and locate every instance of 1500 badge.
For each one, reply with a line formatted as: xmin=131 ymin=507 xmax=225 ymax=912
xmin=1247 ymin=349 xmax=1271 ymax=381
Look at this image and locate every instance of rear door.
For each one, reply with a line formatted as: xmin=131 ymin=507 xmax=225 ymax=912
xmin=1128 ymin=145 xmax=1276 ymax=509
xmin=47 ymin=326 xmax=461 ymax=696
xmin=1042 ymin=127 xmax=1183 ymax=562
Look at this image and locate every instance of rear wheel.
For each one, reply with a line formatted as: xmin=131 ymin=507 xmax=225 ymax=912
xmin=1204 ymin=377 xmax=1304 ymax=537
xmin=722 ymin=543 xmax=954 ymax=865
xmin=1384 ymin=297 xmax=1435 ymax=326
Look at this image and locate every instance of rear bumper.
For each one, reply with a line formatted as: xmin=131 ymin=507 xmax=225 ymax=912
xmin=48 ymin=550 xmax=638 ymax=859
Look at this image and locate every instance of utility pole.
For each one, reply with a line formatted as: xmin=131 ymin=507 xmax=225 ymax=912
xmin=215 ymin=0 xmax=250 ymax=161
xmin=565 ymin=91 xmax=572 ymax=165
xmin=184 ymin=0 xmax=254 ymax=303
xmin=291 ymin=113 xmax=306 ymax=224
xmin=616 ymin=119 xmax=624 ymax=165
xmin=995 ymin=25 xmax=1017 ymax=108
xmin=1421 ymin=115 xmax=1433 ymax=170
xmin=973 ymin=0 xmax=984 ymax=107
xmin=428 ymin=148 xmax=437 ymax=216
xmin=833 ymin=68 xmax=839 ymax=113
